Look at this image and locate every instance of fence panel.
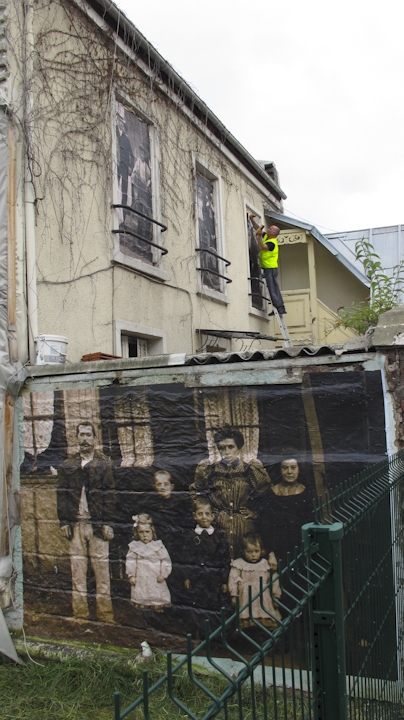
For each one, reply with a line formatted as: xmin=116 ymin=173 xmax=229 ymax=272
xmin=99 ymin=452 xmax=404 ymax=720
xmin=315 ymin=451 xmax=404 ymax=720
xmin=110 ymin=546 xmax=331 ymax=720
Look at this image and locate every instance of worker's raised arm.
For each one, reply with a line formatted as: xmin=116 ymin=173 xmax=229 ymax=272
xmin=249 ymin=214 xmax=267 ymax=251
xmin=249 ymin=213 xmax=263 ymax=232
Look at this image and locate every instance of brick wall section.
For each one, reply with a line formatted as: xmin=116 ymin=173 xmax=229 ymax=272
xmin=384 ymin=349 xmax=404 ymax=450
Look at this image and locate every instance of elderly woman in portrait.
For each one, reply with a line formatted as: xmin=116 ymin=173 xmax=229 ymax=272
xmin=259 ymin=452 xmax=315 ymax=563
xmin=190 ymin=427 xmax=271 ymax=559
xmin=271 ymin=457 xmax=306 ymax=496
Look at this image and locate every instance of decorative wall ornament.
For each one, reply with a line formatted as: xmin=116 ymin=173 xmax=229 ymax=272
xmin=278 ymin=232 xmax=307 ymax=245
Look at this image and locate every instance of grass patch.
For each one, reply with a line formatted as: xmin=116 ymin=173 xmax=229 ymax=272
xmin=0 ymin=652 xmax=308 ymax=719
xmin=0 ymin=655 xmax=146 ymax=720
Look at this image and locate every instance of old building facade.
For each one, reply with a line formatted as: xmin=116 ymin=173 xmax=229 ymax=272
xmin=2 ymin=0 xmax=369 ymax=366
xmin=0 ymin=0 xmax=384 ymax=656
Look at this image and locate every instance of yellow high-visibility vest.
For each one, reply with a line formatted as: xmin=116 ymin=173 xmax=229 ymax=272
xmin=259 ymin=235 xmax=279 ymax=269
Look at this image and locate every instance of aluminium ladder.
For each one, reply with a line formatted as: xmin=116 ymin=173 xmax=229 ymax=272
xmin=272 ymin=307 xmax=293 ymax=348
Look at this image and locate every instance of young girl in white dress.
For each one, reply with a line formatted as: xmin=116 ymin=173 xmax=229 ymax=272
xmin=228 ymin=533 xmax=282 ymax=628
xmin=126 ymin=513 xmax=172 ymax=611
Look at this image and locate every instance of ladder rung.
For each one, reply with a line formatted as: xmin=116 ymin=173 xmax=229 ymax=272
xmin=272 ymin=309 xmax=293 ymax=348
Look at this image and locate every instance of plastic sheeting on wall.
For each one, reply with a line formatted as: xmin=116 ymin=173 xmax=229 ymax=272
xmin=19 ymin=370 xmax=386 ymax=645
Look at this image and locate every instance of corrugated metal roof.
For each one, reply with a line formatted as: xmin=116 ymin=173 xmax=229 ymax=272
xmin=186 ymin=345 xmax=344 ymax=365
xmin=26 ymin=339 xmax=373 ymax=379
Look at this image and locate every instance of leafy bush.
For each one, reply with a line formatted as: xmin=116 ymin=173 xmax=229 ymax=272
xmin=335 ymin=239 xmax=404 ymax=334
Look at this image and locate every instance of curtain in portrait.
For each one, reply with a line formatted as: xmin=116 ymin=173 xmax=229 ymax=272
xmin=203 ymin=387 xmax=259 ymax=461
xmin=22 ymin=391 xmax=54 ymax=459
xmin=114 ymin=389 xmax=154 ymax=467
xmin=63 ymin=388 xmax=102 ymax=455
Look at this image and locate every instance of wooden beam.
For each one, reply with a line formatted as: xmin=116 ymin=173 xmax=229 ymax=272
xmin=307 ymin=235 xmax=319 ymax=343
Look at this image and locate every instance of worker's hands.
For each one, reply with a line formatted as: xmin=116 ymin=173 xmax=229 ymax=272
xmin=61 ymin=525 xmax=72 ymax=540
xmin=102 ymin=525 xmax=114 ymax=541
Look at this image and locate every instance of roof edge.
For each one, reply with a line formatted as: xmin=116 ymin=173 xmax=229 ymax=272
xmin=79 ymin=0 xmax=287 ymax=201
xmin=266 ymin=210 xmax=370 ymax=287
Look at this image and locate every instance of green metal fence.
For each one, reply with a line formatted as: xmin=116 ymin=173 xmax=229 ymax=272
xmin=313 ymin=451 xmax=404 ymax=720
xmin=108 ymin=452 xmax=404 ymax=720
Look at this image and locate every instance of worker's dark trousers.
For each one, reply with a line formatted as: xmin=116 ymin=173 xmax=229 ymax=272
xmin=263 ymin=268 xmax=286 ymax=315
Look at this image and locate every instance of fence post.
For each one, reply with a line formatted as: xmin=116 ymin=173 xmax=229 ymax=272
xmin=302 ymin=522 xmax=347 ymax=720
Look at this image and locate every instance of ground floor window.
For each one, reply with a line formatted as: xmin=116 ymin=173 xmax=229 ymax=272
xmin=121 ymin=335 xmax=148 ymax=358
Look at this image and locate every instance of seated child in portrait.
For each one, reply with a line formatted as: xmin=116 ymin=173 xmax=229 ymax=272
xmin=182 ymin=498 xmax=230 ymax=611
xmin=126 ymin=513 xmax=172 ymax=612
xmin=228 ymin=533 xmax=282 ymax=628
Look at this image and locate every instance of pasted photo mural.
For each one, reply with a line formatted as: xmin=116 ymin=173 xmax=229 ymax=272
xmin=116 ymin=99 xmax=153 ymax=263
xmin=20 ymin=371 xmax=387 ymax=644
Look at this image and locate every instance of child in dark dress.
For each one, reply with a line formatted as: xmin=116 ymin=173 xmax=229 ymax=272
xmin=183 ymin=498 xmax=230 ymax=611
xmin=136 ymin=470 xmax=193 ymax=603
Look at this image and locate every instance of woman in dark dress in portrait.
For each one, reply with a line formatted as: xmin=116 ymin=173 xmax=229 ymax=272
xmin=258 ymin=455 xmax=316 ymax=565
xmin=190 ymin=427 xmax=271 ymax=560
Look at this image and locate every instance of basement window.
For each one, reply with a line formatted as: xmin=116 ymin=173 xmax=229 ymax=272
xmin=121 ymin=335 xmax=148 ymax=358
xmin=115 ymin=321 xmax=167 ymax=357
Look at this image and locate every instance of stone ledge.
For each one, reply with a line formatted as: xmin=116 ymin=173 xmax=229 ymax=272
xmin=371 ymin=306 xmax=404 ymax=347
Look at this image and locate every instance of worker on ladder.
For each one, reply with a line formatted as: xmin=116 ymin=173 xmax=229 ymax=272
xmin=249 ymin=215 xmax=287 ymax=316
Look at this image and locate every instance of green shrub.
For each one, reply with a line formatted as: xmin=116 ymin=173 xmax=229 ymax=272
xmin=335 ymin=239 xmax=404 ymax=334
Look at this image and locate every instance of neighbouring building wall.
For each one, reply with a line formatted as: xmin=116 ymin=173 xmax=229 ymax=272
xmin=13 ymin=0 xmax=284 ymax=363
xmin=18 ymin=352 xmax=390 ymax=646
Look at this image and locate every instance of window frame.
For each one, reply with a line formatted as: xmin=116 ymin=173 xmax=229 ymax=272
xmin=194 ymin=157 xmax=229 ymax=303
xmin=111 ymin=89 xmax=166 ymax=281
xmin=115 ymin=320 xmax=167 ymax=357
xmin=244 ymin=200 xmax=269 ymax=318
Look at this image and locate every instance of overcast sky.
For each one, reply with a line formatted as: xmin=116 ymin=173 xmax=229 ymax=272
xmin=114 ymin=0 xmax=403 ymax=234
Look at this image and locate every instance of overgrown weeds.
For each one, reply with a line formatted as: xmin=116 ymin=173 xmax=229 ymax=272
xmin=0 ymin=654 xmax=144 ymax=720
xmin=0 ymin=652 xmax=302 ymax=720
xmin=334 ymin=238 xmax=404 ymax=335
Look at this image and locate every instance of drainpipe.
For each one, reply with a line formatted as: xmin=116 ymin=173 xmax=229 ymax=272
xmin=7 ymin=125 xmax=18 ymax=365
xmin=23 ymin=0 xmax=38 ymax=364
xmin=0 ymin=108 xmax=26 ymax=650
xmin=0 ymin=0 xmax=28 ymax=655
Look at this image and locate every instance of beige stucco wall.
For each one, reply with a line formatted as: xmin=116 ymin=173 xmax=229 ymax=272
xmin=314 ymin=242 xmax=368 ymax=314
xmin=274 ymin=235 xmax=364 ymax=345
xmin=16 ymin=0 xmax=284 ymax=362
xmin=278 ymin=244 xmax=310 ymax=291
xmin=7 ymin=0 xmax=367 ymax=360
